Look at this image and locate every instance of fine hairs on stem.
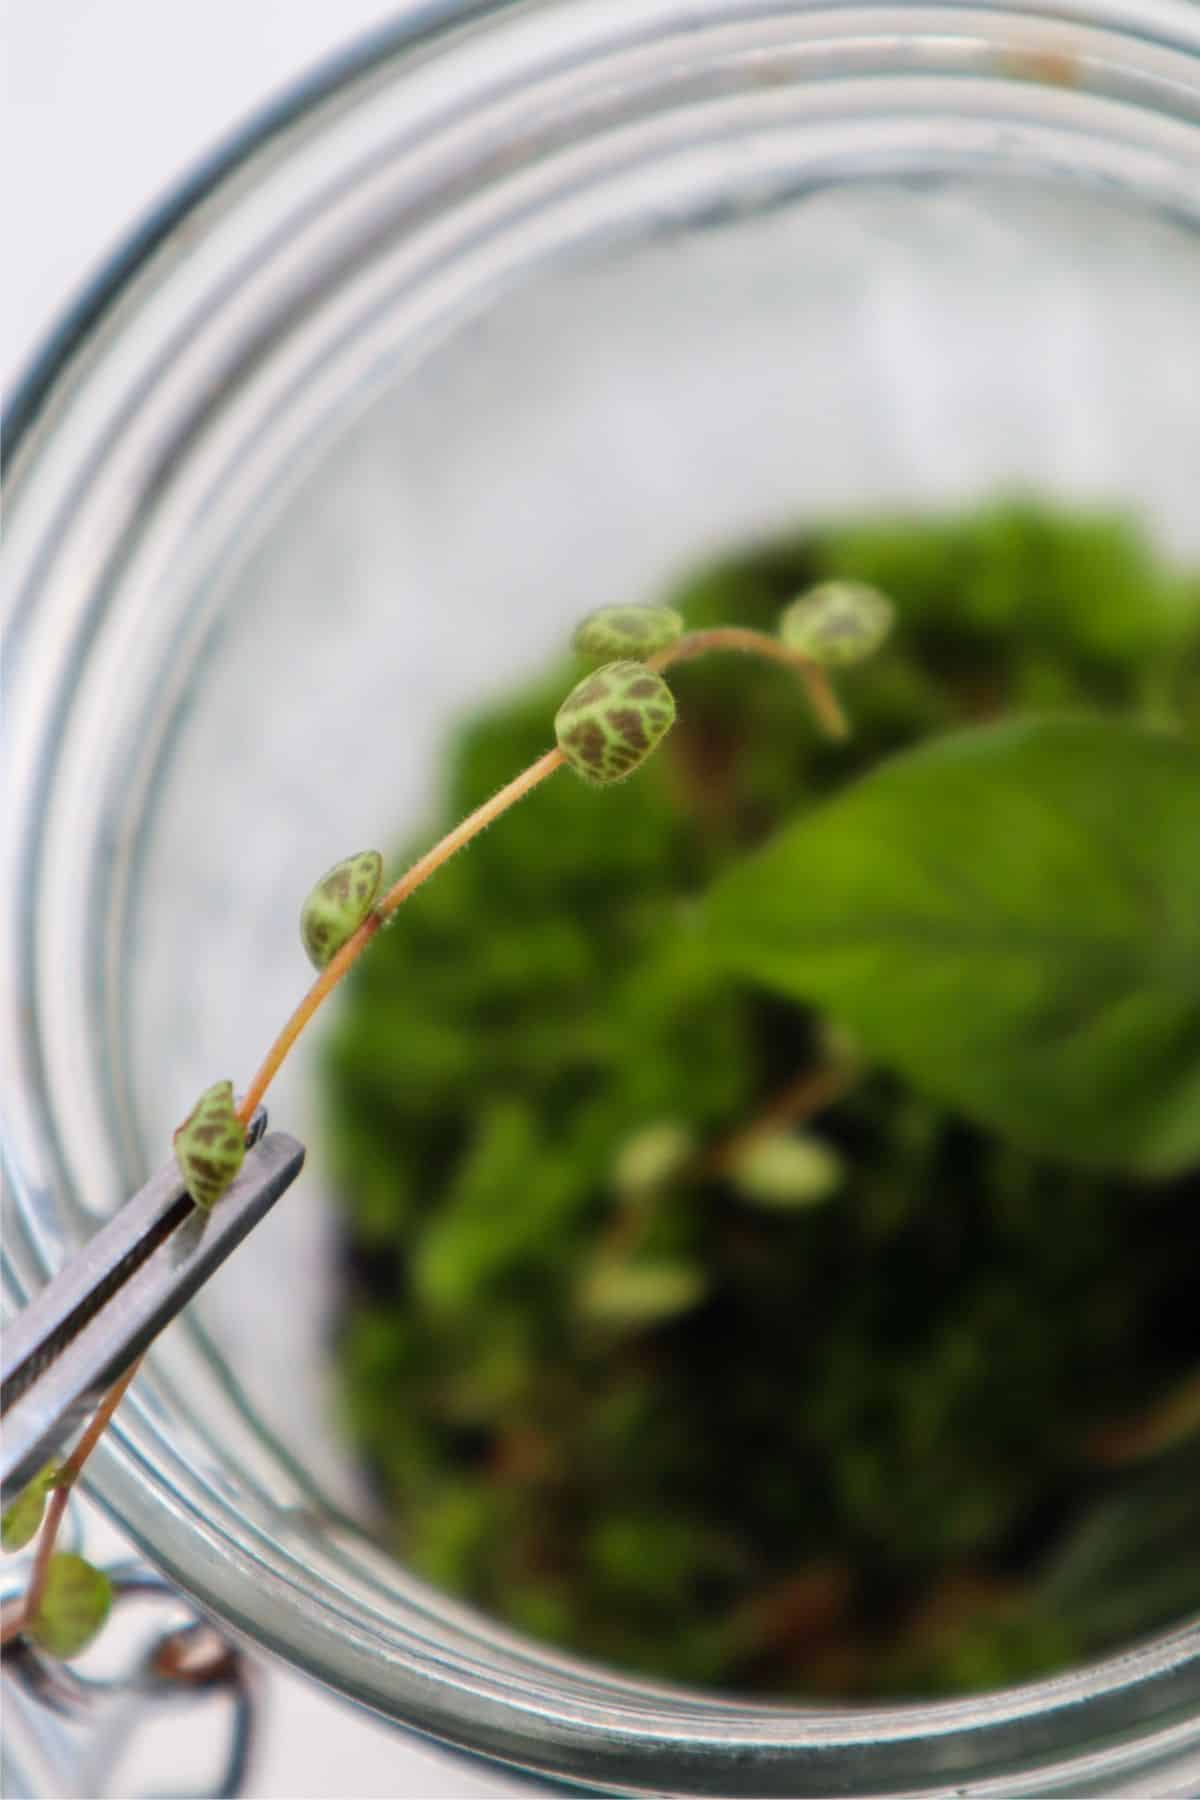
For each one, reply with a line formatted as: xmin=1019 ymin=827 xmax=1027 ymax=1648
xmin=4 ymin=589 xmax=892 ymax=1655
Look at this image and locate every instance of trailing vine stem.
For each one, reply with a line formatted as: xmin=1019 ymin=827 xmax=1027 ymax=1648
xmin=646 ymin=626 xmax=848 ymax=738
xmin=1 ymin=1360 xmax=140 ymax=1648
xmin=4 ymin=622 xmax=844 ymax=1650
xmin=236 ymin=745 xmax=565 ymax=1127
xmin=236 ymin=627 xmax=841 ymax=1129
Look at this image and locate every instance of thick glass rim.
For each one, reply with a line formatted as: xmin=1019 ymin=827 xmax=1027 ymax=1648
xmin=5 ymin=4 xmax=1200 ymax=1792
xmin=7 ymin=0 xmax=1200 ymax=464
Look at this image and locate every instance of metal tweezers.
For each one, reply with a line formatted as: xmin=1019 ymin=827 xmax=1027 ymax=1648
xmin=1 ymin=1113 xmax=304 ymax=1507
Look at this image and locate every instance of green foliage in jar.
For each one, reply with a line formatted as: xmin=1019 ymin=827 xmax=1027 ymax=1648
xmin=324 ymin=500 xmax=1200 ymax=1698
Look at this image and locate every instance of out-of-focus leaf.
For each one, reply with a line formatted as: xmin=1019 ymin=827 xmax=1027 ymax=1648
xmin=28 ymin=1554 xmax=112 ymax=1659
xmin=704 ymin=719 xmax=1200 ymax=1175
xmin=1041 ymin=1447 xmax=1200 ymax=1648
xmin=1 ymin=1463 xmax=57 ymax=1552
xmin=612 ymin=1122 xmax=695 ymax=1196
xmin=576 ymin=1259 xmax=707 ymax=1329
xmin=729 ymin=1132 xmax=844 ymax=1209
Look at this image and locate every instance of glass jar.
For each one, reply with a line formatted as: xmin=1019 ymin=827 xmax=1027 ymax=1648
xmin=5 ymin=3 xmax=1200 ymax=1792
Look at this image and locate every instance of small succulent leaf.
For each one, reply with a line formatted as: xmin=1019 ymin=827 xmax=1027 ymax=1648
xmin=729 ymin=1132 xmax=844 ymax=1210
xmin=704 ymin=719 xmax=1200 ymax=1176
xmin=612 ymin=1122 xmax=695 ymax=1195
xmin=28 ymin=1554 xmax=112 ymax=1659
xmin=300 ymin=850 xmax=383 ymax=970
xmin=573 ymin=605 xmax=684 ymax=663
xmin=555 ymin=662 xmax=676 ymax=785
xmin=2 ymin=1463 xmax=58 ymax=1552
xmin=173 ymin=1080 xmax=245 ymax=1209
xmin=577 ymin=1259 xmax=707 ymax=1329
xmin=780 ymin=581 xmax=895 ymax=666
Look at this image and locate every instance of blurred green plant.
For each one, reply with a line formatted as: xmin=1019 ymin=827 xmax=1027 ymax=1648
xmin=324 ymin=500 xmax=1200 ymax=1697
xmin=705 ymin=717 xmax=1200 ymax=1175
xmin=8 ymin=501 xmax=1196 ymax=1689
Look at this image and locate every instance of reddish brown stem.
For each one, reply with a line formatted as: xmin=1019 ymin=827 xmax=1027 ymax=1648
xmin=237 ymin=629 xmax=844 ymax=1130
xmin=19 ymin=1486 xmax=69 ymax=1630
xmin=236 ymin=747 xmax=565 ymax=1127
xmin=2 ymin=1358 xmax=142 ymax=1647
xmin=650 ymin=627 xmax=849 ymax=740
xmin=57 ymin=1360 xmax=142 ymax=1490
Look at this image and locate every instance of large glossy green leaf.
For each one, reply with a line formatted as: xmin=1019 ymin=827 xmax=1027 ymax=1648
xmin=702 ymin=719 xmax=1200 ymax=1175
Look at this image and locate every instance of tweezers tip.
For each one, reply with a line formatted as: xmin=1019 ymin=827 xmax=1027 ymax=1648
xmin=243 ymin=1104 xmax=269 ymax=1149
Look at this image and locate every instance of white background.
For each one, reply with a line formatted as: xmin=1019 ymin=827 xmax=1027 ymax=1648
xmin=5 ymin=6 xmax=518 ymax=1791
xmin=2 ymin=0 xmax=404 ymax=392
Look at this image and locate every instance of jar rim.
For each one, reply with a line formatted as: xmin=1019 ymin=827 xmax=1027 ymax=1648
xmin=7 ymin=0 xmax=1200 ymax=470
xmin=5 ymin=4 xmax=1200 ymax=1792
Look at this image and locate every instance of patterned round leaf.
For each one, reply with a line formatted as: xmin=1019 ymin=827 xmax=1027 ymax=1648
xmin=555 ymin=662 xmax=676 ymax=785
xmin=174 ymin=1080 xmax=245 ymax=1209
xmin=300 ymin=850 xmax=383 ymax=970
xmin=779 ymin=581 xmax=895 ymax=665
xmin=573 ymin=605 xmax=684 ymax=663
xmin=28 ymin=1554 xmax=112 ymax=1659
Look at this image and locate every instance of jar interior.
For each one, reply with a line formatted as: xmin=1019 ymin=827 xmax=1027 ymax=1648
xmin=9 ymin=7 xmax=1200 ymax=1779
xmin=124 ymin=178 xmax=1200 ymax=1509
